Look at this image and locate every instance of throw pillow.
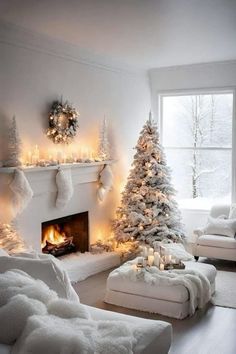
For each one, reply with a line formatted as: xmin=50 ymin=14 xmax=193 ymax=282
xmin=204 ymin=216 xmax=236 ymax=238
xmin=229 ymin=203 xmax=236 ymax=219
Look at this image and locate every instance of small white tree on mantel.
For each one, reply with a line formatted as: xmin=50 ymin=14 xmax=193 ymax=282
xmin=4 ymin=116 xmax=22 ymax=167
xmin=97 ymin=117 xmax=111 ymax=161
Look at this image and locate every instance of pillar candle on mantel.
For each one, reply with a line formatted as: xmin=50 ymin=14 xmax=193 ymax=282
xmin=32 ymin=145 xmax=40 ymax=165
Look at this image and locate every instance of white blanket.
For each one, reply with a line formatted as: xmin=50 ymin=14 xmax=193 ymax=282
xmin=0 ymin=270 xmax=137 ymax=353
xmin=114 ymin=260 xmax=211 ymax=316
xmin=0 ymin=253 xmax=78 ymax=302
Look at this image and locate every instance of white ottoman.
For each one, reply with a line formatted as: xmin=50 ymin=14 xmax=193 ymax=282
xmin=104 ymin=261 xmax=217 ymax=319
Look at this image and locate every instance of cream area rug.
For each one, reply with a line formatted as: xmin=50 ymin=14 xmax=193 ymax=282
xmin=211 ymin=271 xmax=236 ymax=309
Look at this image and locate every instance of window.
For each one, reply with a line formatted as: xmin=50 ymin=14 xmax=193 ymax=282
xmin=160 ymin=92 xmax=234 ymax=209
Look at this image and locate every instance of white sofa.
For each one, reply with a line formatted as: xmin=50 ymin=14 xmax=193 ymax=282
xmin=193 ymin=205 xmax=236 ymax=262
xmin=0 ymin=253 xmax=172 ymax=354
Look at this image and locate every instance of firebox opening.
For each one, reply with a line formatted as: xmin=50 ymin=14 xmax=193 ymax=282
xmin=41 ymin=212 xmax=89 ymax=257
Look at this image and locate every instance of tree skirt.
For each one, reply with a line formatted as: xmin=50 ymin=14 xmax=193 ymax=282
xmin=211 ymin=270 xmax=236 ymax=309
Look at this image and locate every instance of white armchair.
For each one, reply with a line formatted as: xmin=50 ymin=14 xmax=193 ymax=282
xmin=193 ymin=204 xmax=236 ymax=262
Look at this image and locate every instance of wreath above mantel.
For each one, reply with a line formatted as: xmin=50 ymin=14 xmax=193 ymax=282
xmin=46 ymin=101 xmax=79 ymax=144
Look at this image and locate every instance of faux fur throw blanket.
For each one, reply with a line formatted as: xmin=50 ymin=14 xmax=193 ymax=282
xmin=114 ymin=260 xmax=211 ymax=316
xmin=0 ymin=269 xmax=137 ymax=353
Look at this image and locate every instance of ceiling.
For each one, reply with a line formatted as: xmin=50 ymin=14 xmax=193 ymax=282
xmin=1 ymin=0 xmax=236 ymax=70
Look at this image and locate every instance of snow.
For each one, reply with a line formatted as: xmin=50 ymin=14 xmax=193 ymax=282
xmin=59 ymin=251 xmax=120 ymax=283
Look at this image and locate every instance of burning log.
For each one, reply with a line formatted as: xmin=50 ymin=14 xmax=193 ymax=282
xmin=42 ymin=236 xmax=76 ymax=257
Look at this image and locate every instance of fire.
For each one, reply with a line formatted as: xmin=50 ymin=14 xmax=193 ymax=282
xmin=41 ymin=225 xmax=66 ymax=248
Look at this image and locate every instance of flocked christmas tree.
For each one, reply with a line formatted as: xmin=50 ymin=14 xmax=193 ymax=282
xmin=113 ymin=114 xmax=185 ymax=246
xmin=4 ymin=116 xmax=22 ymax=167
xmin=98 ymin=117 xmax=110 ymax=160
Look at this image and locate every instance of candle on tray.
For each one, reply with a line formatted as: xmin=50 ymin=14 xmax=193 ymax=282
xmin=137 ymin=257 xmax=144 ymax=267
xmin=148 ymin=255 xmax=154 ymax=266
xmin=139 ymin=245 xmax=143 ymax=252
xmin=154 ymin=251 xmax=160 ymax=267
xmin=143 ymin=246 xmax=148 ymax=258
xmin=160 ymin=263 xmax=165 ymax=271
xmin=148 ymin=247 xmax=154 ymax=255
xmin=165 ymin=254 xmax=172 ymax=264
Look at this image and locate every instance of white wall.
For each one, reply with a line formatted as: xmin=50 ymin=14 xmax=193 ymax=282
xmin=149 ymin=60 xmax=236 ymax=118
xmin=0 ymin=22 xmax=151 ymax=243
xmin=149 ymin=61 xmax=236 ymax=240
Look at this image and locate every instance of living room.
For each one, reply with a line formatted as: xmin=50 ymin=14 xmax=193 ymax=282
xmin=0 ymin=1 xmax=236 ymax=353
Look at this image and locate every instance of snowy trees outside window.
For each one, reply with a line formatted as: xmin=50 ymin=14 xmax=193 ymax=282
xmin=161 ymin=92 xmax=233 ymax=207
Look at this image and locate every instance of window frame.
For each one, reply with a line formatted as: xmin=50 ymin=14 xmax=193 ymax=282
xmin=158 ymin=88 xmax=236 ymax=206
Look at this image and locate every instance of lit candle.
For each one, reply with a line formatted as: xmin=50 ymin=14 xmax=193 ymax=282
xmin=27 ymin=151 xmax=32 ymax=165
xmin=34 ymin=145 xmax=39 ymax=161
xmin=137 ymin=257 xmax=144 ymax=267
xmin=154 ymin=252 xmax=160 ymax=267
xmin=148 ymin=247 xmax=154 ymax=255
xmin=148 ymin=255 xmax=154 ymax=266
xmin=131 ymin=264 xmax=137 ymax=271
xmin=143 ymin=246 xmax=148 ymax=258
xmin=160 ymin=263 xmax=165 ymax=271
xmin=165 ymin=254 xmax=172 ymax=264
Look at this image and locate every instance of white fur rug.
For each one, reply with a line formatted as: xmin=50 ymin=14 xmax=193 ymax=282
xmin=212 ymin=271 xmax=236 ymax=309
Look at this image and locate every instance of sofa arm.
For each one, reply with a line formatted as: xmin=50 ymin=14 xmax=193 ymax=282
xmin=193 ymin=228 xmax=205 ymax=242
xmin=0 ymin=255 xmax=79 ymax=302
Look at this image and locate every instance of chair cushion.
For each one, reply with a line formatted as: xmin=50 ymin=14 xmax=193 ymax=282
xmin=197 ymin=235 xmax=236 ymax=249
xmin=204 ymin=216 xmax=236 ymax=238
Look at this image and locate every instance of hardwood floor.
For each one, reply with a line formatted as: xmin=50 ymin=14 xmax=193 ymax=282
xmin=74 ymin=266 xmax=236 ymax=354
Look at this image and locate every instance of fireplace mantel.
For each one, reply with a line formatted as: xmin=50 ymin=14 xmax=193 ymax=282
xmin=0 ymin=160 xmax=114 ymax=174
xmin=0 ymin=160 xmax=115 ymax=196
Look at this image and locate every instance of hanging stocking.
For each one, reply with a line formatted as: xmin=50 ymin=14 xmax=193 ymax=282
xmin=9 ymin=169 xmax=33 ymax=217
xmin=97 ymin=165 xmax=113 ymax=202
xmin=56 ymin=168 xmax=73 ymax=209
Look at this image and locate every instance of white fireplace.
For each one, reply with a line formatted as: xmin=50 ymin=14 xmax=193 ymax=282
xmin=0 ymin=162 xmax=115 ymax=251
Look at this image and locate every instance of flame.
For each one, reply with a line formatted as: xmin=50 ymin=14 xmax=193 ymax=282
xmin=41 ymin=225 xmax=66 ymax=248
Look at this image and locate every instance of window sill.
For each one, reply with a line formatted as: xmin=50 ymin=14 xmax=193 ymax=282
xmin=178 ymin=197 xmax=230 ymax=212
